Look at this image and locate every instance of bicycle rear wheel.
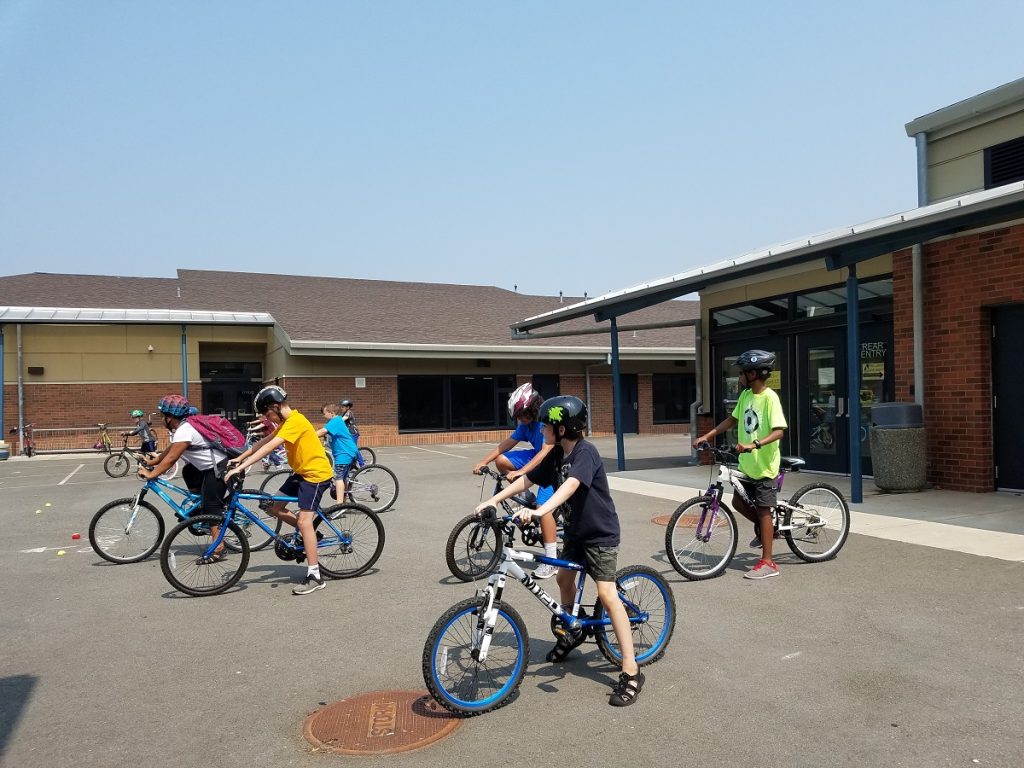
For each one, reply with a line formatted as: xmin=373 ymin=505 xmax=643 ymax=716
xmin=160 ymin=514 xmax=249 ymax=596
xmin=665 ymin=496 xmax=737 ymax=580
xmin=783 ymin=483 xmax=850 ymax=562
xmin=358 ymin=446 xmax=376 ymax=465
xmin=89 ymin=498 xmax=164 ymax=563
xmin=594 ymin=565 xmax=675 ymax=667
xmin=423 ymin=597 xmax=528 ymax=716
xmin=346 ymin=464 xmax=399 ymax=513
xmin=259 ymin=468 xmax=292 ymax=497
xmin=103 ymin=453 xmax=131 ymax=478
xmin=316 ymin=503 xmax=385 ymax=579
xmin=445 ymin=514 xmax=503 ymax=581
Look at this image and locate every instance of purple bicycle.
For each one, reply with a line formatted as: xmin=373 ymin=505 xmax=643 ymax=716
xmin=664 ymin=443 xmax=850 ymax=580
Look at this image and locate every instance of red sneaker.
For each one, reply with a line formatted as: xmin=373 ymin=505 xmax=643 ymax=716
xmin=744 ymin=559 xmax=780 ymax=580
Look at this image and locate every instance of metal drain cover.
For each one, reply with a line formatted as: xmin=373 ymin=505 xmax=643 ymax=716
xmin=303 ymin=690 xmax=460 ymax=755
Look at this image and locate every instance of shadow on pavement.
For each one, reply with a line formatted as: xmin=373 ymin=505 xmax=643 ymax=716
xmin=0 ymin=674 xmax=37 ymax=760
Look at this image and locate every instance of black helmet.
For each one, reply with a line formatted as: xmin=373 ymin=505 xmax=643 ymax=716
xmin=538 ymin=395 xmax=588 ymax=433
xmin=340 ymin=399 xmax=353 ymax=408
xmin=254 ymin=385 xmax=287 ymax=414
xmin=734 ymin=350 xmax=776 ymax=379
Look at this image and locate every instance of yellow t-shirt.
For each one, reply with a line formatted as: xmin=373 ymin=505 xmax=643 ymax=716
xmin=274 ymin=410 xmax=333 ymax=483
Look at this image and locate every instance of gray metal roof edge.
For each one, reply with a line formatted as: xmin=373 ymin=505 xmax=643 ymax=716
xmin=513 ymin=181 xmax=1024 ymax=331
xmin=0 ymin=306 xmax=276 ymax=324
xmin=288 ymin=339 xmax=694 ymax=356
xmin=904 ymin=77 xmax=1024 ymax=136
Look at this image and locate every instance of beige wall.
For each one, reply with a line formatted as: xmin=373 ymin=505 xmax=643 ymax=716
xmin=2 ymin=323 xmax=272 ymax=384
xmin=926 ymin=110 xmax=1024 ymax=202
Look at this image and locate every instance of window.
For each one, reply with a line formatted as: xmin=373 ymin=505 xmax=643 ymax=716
xmin=398 ymin=374 xmax=516 ymax=431
xmin=711 ymin=299 xmax=788 ymax=329
xmin=652 ymin=374 xmax=695 ymax=424
xmin=985 ymin=136 xmax=1024 ymax=189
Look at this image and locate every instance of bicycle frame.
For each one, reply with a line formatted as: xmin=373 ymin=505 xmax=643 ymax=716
xmin=472 ymin=513 xmax=649 ymax=663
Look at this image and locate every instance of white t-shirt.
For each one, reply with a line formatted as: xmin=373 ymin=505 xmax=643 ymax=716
xmin=172 ymin=421 xmax=228 ymax=471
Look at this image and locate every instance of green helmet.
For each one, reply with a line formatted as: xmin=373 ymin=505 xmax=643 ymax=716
xmin=130 ymin=409 xmax=145 ymax=418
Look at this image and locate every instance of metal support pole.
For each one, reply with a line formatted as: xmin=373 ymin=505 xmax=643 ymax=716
xmin=0 ymin=326 xmax=5 ymax=440
xmin=610 ymin=317 xmax=625 ymax=471
xmin=846 ymin=267 xmax=862 ymax=503
xmin=17 ymin=324 xmax=25 ymax=456
xmin=689 ymin=318 xmax=703 ymax=458
xmin=180 ymin=324 xmax=188 ymax=399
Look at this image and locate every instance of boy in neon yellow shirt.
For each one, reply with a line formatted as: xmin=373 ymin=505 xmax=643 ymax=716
xmin=697 ymin=350 xmax=788 ymax=579
xmin=227 ymin=386 xmax=334 ymax=595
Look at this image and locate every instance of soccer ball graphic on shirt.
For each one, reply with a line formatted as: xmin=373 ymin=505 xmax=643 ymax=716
xmin=743 ymin=407 xmax=760 ymax=436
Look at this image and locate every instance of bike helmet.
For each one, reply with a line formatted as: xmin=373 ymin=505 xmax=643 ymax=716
xmin=537 ymin=395 xmax=588 ymax=433
xmin=507 ymin=383 xmax=543 ymax=420
xmin=157 ymin=394 xmax=191 ymax=418
xmin=254 ymin=385 xmax=288 ymax=414
xmin=130 ymin=409 xmax=144 ymax=418
xmin=340 ymin=399 xmax=353 ymax=408
xmin=734 ymin=349 xmax=776 ymax=379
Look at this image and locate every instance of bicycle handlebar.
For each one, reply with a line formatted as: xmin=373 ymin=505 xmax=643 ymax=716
xmin=476 ymin=466 xmax=507 ymax=482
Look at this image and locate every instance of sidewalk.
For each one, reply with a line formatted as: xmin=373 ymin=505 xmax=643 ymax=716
xmin=589 ymin=435 xmax=1024 ymax=563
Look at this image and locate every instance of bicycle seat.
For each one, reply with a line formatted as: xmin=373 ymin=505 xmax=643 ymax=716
xmin=780 ymin=457 xmax=805 ymax=471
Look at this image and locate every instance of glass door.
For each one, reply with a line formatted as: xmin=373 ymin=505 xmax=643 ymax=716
xmin=798 ymin=330 xmax=848 ymax=473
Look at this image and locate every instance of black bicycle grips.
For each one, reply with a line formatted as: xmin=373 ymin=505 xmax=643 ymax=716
xmin=479 ymin=506 xmax=499 ymax=524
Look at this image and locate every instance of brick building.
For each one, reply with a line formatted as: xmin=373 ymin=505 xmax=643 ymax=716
xmin=0 ymin=271 xmax=698 ymax=454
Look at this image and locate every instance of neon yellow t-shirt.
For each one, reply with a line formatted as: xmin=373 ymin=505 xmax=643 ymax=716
xmin=275 ymin=410 xmax=333 ymax=483
xmin=731 ymin=387 xmax=788 ymax=480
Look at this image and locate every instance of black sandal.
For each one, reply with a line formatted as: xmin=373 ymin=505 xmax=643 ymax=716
xmin=195 ymin=549 xmax=227 ymax=565
xmin=545 ymin=634 xmax=581 ymax=663
xmin=609 ymin=671 xmax=645 ymax=707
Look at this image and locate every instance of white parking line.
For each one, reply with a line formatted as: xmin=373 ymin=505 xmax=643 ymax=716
xmin=410 ymin=446 xmax=469 ymax=459
xmin=58 ymin=464 xmax=85 ymax=485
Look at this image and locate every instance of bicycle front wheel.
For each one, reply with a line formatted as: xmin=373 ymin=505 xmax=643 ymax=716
xmin=346 ymin=464 xmax=399 ymax=513
xmin=423 ymin=597 xmax=529 ymax=716
xmin=594 ymin=565 xmax=675 ymax=667
xmin=89 ymin=498 xmax=165 ymax=563
xmin=358 ymin=446 xmax=376 ymax=465
xmin=160 ymin=514 xmax=250 ymax=597
xmin=665 ymin=496 xmax=737 ymax=580
xmin=783 ymin=483 xmax=850 ymax=562
xmin=316 ymin=503 xmax=385 ymax=579
xmin=103 ymin=453 xmax=131 ymax=478
xmin=445 ymin=514 xmax=503 ymax=581
xmin=225 ymin=492 xmax=282 ymax=552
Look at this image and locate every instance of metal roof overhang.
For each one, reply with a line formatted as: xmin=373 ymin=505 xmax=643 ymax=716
xmin=0 ymin=306 xmax=276 ymax=325
xmin=511 ymin=181 xmax=1024 ymax=335
xmin=285 ymin=338 xmax=693 ymax=361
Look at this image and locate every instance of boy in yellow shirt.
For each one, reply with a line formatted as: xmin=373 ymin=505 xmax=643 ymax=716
xmin=226 ymin=386 xmax=334 ymax=595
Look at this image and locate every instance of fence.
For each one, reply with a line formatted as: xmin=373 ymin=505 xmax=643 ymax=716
xmin=14 ymin=424 xmax=171 ymax=456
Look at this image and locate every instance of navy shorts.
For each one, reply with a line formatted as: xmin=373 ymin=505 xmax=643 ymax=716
xmin=278 ymin=473 xmax=332 ymax=512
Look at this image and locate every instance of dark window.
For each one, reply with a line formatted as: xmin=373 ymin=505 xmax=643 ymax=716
xmin=398 ymin=374 xmax=516 ymax=431
xmin=985 ymin=136 xmax=1024 ymax=189
xmin=711 ymin=299 xmax=789 ymax=329
xmin=652 ymin=374 xmax=696 ymax=424
xmin=199 ymin=361 xmax=262 ymax=379
xmin=531 ymin=374 xmax=561 ymax=401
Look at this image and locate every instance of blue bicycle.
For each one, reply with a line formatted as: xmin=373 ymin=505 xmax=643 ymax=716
xmin=423 ymin=507 xmax=675 ymax=716
xmin=88 ymin=475 xmax=281 ymax=565
xmin=158 ymin=475 xmax=385 ymax=597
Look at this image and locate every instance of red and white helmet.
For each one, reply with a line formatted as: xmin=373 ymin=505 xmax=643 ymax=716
xmin=508 ymin=383 xmax=543 ymax=420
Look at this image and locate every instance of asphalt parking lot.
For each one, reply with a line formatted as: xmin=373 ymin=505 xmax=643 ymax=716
xmin=1 ymin=445 xmax=1022 ymax=768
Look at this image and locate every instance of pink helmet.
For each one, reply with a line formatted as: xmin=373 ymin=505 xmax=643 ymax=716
xmin=508 ymin=383 xmax=543 ymax=420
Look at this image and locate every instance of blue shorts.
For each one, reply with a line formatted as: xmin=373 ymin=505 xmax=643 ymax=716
xmin=503 ymin=449 xmax=554 ymax=504
xmin=278 ymin=473 xmax=332 ymax=513
xmin=333 ymin=458 xmax=358 ymax=481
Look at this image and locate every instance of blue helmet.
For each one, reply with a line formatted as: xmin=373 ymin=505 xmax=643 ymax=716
xmin=157 ymin=394 xmax=191 ymax=418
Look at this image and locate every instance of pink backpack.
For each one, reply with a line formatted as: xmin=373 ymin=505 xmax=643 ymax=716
xmin=187 ymin=414 xmax=246 ymax=458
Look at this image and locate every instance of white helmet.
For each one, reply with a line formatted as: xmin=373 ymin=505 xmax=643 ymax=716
xmin=507 ymin=383 xmax=543 ymax=420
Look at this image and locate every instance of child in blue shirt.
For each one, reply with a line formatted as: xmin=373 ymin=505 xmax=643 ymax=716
xmin=317 ymin=402 xmax=359 ymax=501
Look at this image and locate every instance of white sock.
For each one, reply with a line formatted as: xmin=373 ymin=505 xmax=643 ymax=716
xmin=308 ymin=565 xmax=321 ymax=580
xmin=544 ymin=542 xmax=558 ymax=559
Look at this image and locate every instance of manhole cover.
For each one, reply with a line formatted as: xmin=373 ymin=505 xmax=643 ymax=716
xmin=303 ymin=690 xmax=460 ymax=755
xmin=651 ymin=514 xmax=672 ymax=526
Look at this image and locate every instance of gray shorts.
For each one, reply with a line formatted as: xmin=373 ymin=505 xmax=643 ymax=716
xmin=560 ymin=539 xmax=619 ymax=583
xmin=738 ymin=476 xmax=778 ymax=509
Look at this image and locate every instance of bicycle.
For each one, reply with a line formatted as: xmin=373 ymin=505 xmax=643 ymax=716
xmin=8 ymin=423 xmax=34 ymax=457
xmin=260 ymin=460 xmax=400 ymax=514
xmin=93 ymin=423 xmax=114 ymax=454
xmin=445 ymin=466 xmax=563 ymax=582
xmin=423 ymin=506 xmax=675 ymax=716
xmin=104 ymin=436 xmax=180 ymax=479
xmin=88 ymin=474 xmax=280 ymax=564
xmin=158 ymin=473 xmax=385 ymax=597
xmin=664 ymin=443 xmax=851 ymax=581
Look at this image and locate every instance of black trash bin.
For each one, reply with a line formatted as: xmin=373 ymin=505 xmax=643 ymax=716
xmin=869 ymin=402 xmax=926 ymax=492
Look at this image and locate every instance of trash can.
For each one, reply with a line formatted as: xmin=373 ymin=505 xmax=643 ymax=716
xmin=0 ymin=441 xmax=8 ymax=461
xmin=869 ymin=402 xmax=926 ymax=492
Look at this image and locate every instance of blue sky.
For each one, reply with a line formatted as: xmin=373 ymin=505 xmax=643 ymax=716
xmin=1 ymin=1 xmax=1022 ymax=299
